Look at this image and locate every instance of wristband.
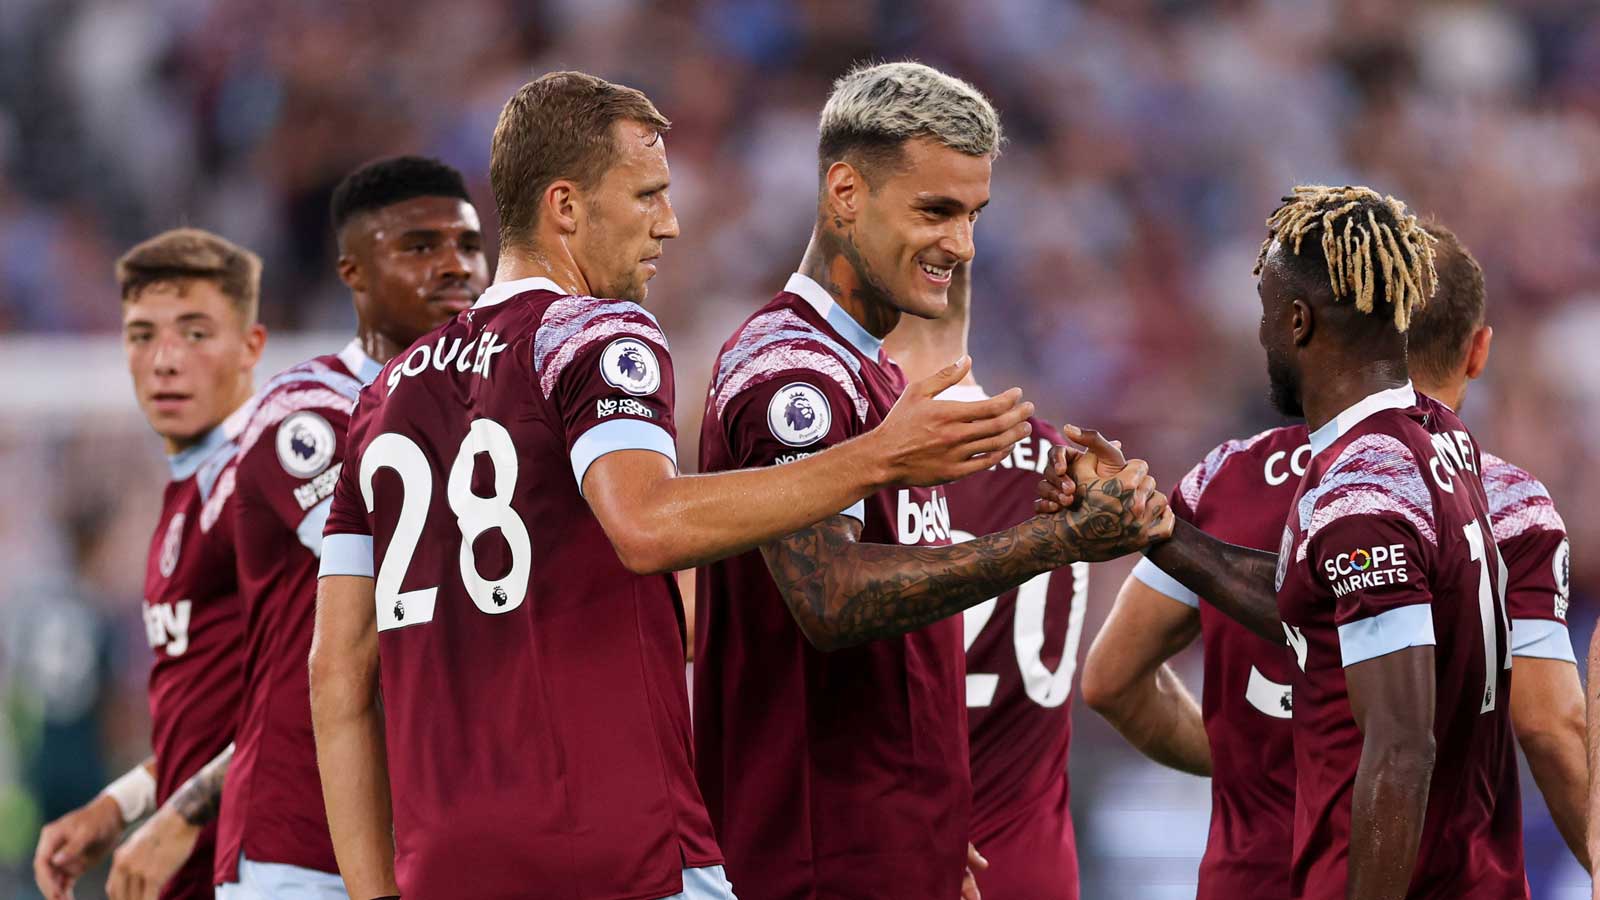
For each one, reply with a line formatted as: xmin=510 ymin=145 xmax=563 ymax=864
xmin=102 ymin=764 xmax=158 ymax=824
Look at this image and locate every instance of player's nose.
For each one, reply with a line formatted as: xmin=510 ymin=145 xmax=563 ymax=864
xmin=653 ymin=199 xmax=680 ymax=241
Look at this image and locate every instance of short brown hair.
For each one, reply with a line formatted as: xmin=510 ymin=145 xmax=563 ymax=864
xmin=116 ymin=228 xmax=262 ymax=325
xmin=490 ymin=71 xmax=671 ymax=249
xmin=1406 ymin=220 xmax=1486 ymax=383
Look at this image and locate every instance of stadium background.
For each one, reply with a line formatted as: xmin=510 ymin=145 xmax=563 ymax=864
xmin=1 ymin=0 xmax=1597 ymax=896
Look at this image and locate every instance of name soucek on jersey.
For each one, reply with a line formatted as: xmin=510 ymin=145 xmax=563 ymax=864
xmin=321 ymin=277 xmax=719 ymax=900
xmin=1277 ymin=385 xmax=1524 ymax=899
xmin=695 ymin=273 xmax=965 ymax=900
xmin=940 ymin=387 xmax=1087 ymax=900
xmin=143 ymin=413 xmax=247 ymax=899
xmin=214 ymin=339 xmax=379 ymax=884
xmin=1135 ymin=423 xmax=1571 ymax=897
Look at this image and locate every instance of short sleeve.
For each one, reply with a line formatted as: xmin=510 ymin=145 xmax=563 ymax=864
xmin=1501 ymin=529 xmax=1574 ymax=662
xmin=1130 ymin=487 xmax=1199 ymax=608
xmin=537 ymin=301 xmax=677 ymax=492
xmin=1307 ymin=513 xmax=1435 ymax=667
xmin=721 ymin=372 xmax=866 ymax=522
xmin=234 ymin=392 xmax=353 ymax=558
xmin=319 ymin=443 xmax=373 ymax=578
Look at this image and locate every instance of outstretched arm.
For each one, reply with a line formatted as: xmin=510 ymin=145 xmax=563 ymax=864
xmin=310 ymin=575 xmax=397 ymax=900
xmin=1345 ymin=646 xmax=1436 ymax=900
xmin=584 ymin=358 xmax=1035 ymax=575
xmin=1081 ymin=574 xmax=1210 ymax=776
xmin=763 ymin=463 xmax=1172 ymax=651
xmin=1036 ymin=445 xmax=1281 ymax=641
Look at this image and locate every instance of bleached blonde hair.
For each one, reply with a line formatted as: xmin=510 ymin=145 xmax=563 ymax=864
xmin=818 ymin=61 xmax=1003 ymax=181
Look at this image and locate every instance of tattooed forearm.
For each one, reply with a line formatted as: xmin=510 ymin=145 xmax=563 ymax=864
xmin=763 ymin=475 xmax=1161 ymax=651
xmin=1143 ymin=518 xmax=1281 ymax=640
xmin=170 ymin=744 xmax=234 ymax=827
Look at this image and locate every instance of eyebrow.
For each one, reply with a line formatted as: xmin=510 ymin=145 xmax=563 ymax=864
xmin=915 ymin=194 xmax=990 ymax=212
xmin=395 ymin=226 xmax=483 ymax=241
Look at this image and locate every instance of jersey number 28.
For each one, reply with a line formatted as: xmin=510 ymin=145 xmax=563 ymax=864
xmin=360 ymin=419 xmax=531 ymax=631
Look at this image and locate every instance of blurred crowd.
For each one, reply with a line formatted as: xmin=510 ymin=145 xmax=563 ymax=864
xmin=2 ymin=0 xmax=1598 ymax=896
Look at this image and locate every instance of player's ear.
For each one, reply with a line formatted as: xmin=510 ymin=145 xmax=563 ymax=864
xmin=1463 ymin=324 xmax=1492 ymax=381
xmin=545 ymin=180 xmax=580 ymax=235
xmin=242 ymin=322 xmax=268 ymax=368
xmin=823 ymin=161 xmax=863 ymax=225
xmin=1290 ymin=298 xmax=1314 ymax=347
xmin=336 ymin=251 xmax=363 ymax=295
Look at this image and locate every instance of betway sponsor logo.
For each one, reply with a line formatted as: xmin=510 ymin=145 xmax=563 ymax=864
xmin=897 ymin=490 xmax=951 ymax=545
xmin=143 ymin=600 xmax=192 ymax=657
xmin=1321 ymin=543 xmax=1409 ymax=597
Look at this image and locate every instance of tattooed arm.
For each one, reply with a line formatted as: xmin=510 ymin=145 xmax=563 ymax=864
xmin=105 ymin=745 xmax=232 ymax=900
xmin=763 ymin=466 xmax=1172 ymax=652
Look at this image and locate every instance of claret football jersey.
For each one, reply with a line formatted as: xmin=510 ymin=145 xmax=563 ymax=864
xmin=143 ymin=411 xmax=247 ymax=899
xmin=1276 ymin=384 xmax=1524 ymax=900
xmin=321 ymin=277 xmax=719 ymax=900
xmin=695 ymin=273 xmax=966 ymax=900
xmin=1130 ymin=424 xmax=1308 ymax=900
xmin=214 ymin=339 xmax=376 ymax=883
xmin=939 ymin=392 xmax=1086 ymax=900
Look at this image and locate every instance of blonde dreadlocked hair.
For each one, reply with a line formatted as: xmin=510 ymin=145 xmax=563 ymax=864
xmin=1253 ymin=185 xmax=1437 ymax=332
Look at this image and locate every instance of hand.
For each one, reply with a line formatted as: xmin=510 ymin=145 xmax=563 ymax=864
xmin=961 ymin=842 xmax=988 ymax=900
xmin=1035 ymin=425 xmax=1127 ymax=514
xmin=1047 ymin=454 xmax=1175 ymax=562
xmin=872 ymin=356 xmax=1034 ymax=488
xmin=34 ymin=793 xmax=124 ymax=899
xmin=107 ymin=806 xmax=201 ymax=900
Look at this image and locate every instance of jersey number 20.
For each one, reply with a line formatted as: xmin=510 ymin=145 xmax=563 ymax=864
xmin=360 ymin=419 xmax=532 ymax=631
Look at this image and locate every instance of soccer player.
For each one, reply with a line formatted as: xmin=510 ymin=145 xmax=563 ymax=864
xmin=1076 ymin=221 xmax=1585 ymax=897
xmin=1058 ymin=186 xmax=1527 ymax=899
xmin=694 ymin=62 xmax=1170 ymax=900
xmin=310 ymin=71 xmax=1054 ymax=900
xmin=882 ymin=262 xmax=1089 ymax=900
xmin=32 ymin=229 xmax=263 ymax=900
xmin=106 ymin=156 xmax=490 ymax=899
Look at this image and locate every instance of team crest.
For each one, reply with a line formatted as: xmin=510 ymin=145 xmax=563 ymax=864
xmin=277 ymin=411 xmax=336 ymax=479
xmin=159 ymin=513 xmax=185 ymax=578
xmin=768 ymin=382 xmax=831 ymax=447
xmin=600 ymin=337 xmax=661 ymax=396
xmin=1553 ymin=538 xmax=1571 ymax=620
xmin=1274 ymin=525 xmax=1294 ymax=592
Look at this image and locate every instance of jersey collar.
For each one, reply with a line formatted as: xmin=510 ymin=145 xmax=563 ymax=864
xmin=785 ymin=272 xmax=884 ymax=361
xmin=471 ymin=276 xmax=569 ymax=310
xmin=1308 ymin=381 xmax=1417 ymax=458
xmin=337 ymin=338 xmax=384 ymax=386
xmin=167 ymin=418 xmax=233 ymax=481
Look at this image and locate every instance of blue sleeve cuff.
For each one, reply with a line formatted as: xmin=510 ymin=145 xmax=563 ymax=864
xmin=1510 ymin=618 xmax=1576 ymax=663
xmin=1131 ymin=557 xmax=1200 ymax=609
xmin=840 ymin=499 xmax=866 ymax=523
xmin=570 ymin=418 xmax=678 ymax=494
xmin=1337 ymin=603 xmax=1435 ymax=667
xmin=297 ymin=497 xmax=333 ymax=558
xmin=319 ymin=533 xmax=374 ymax=578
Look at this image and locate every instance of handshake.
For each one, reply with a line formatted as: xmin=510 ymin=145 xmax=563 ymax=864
xmin=1027 ymin=424 xmax=1176 ymax=565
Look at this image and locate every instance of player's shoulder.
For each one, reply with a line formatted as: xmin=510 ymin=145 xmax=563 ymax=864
xmin=235 ymin=353 xmax=357 ymax=474
xmin=1480 ymin=450 xmax=1566 ymax=542
xmin=709 ymin=290 xmax=869 ymax=425
xmin=1178 ymin=424 xmax=1307 ymax=510
xmin=1299 ymin=423 xmax=1437 ymax=547
xmin=530 ymin=291 xmax=667 ymax=399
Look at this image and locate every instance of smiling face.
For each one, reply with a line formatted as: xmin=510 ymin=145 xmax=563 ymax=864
xmin=566 ymin=119 xmax=680 ymax=304
xmin=846 ymin=137 xmax=992 ymax=320
xmin=341 ymin=195 xmax=489 ymax=348
xmin=122 ymin=278 xmax=264 ymax=450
